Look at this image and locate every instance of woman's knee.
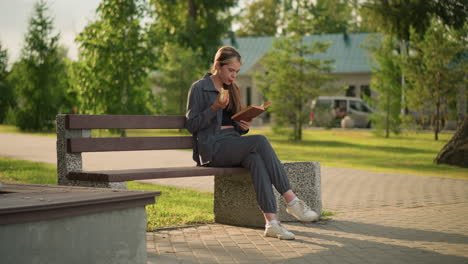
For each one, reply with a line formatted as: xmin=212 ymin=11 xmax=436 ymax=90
xmin=250 ymin=135 xmax=269 ymax=147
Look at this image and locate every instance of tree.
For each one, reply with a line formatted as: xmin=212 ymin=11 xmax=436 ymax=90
xmin=8 ymin=0 xmax=68 ymax=130
xmin=154 ymin=44 xmax=204 ymax=115
xmin=403 ymin=18 xmax=466 ymax=140
xmin=0 ymin=42 xmax=15 ymax=123
xmin=75 ymin=0 xmax=156 ymax=120
xmin=150 ymin=0 xmax=236 ymax=67
xmin=362 ymin=0 xmax=433 ymax=116
xmin=365 ymin=35 xmax=402 ymax=137
xmin=236 ymin=0 xmax=280 ymax=37
xmin=435 ymin=116 xmax=468 ymax=168
xmin=307 ymin=0 xmax=353 ymax=34
xmin=361 ymin=0 xmax=467 ymax=115
xmin=256 ymin=35 xmax=334 ymax=141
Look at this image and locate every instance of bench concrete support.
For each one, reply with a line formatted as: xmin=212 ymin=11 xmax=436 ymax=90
xmin=56 ymin=114 xmax=127 ymax=189
xmin=214 ymin=161 xmax=321 ymax=227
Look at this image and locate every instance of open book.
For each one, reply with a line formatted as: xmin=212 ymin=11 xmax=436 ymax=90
xmin=231 ymin=102 xmax=272 ymax=122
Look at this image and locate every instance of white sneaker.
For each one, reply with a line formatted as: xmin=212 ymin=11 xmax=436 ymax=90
xmin=286 ymin=199 xmax=319 ymax=222
xmin=264 ymin=222 xmax=295 ymax=240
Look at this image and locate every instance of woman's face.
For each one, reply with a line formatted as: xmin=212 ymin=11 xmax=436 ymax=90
xmin=217 ymin=60 xmax=241 ymax=85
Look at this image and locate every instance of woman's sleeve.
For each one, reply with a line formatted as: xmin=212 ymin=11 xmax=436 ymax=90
xmin=185 ymin=83 xmax=217 ymax=134
xmin=233 ymin=122 xmax=249 ymax=135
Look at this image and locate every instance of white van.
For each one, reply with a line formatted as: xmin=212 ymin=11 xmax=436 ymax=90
xmin=310 ymin=96 xmax=374 ymax=128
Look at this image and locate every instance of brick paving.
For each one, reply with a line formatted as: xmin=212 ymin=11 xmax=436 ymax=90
xmin=147 ymin=169 xmax=468 ymax=264
xmin=0 ymin=132 xmax=467 ymax=263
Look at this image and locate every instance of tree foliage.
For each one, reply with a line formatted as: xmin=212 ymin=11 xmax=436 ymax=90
xmin=236 ymin=0 xmax=280 ymax=37
xmin=307 ymin=0 xmax=353 ymax=34
xmin=361 ymin=0 xmax=467 ymax=117
xmin=361 ymin=0 xmax=432 ymax=42
xmin=154 ymin=44 xmax=204 ymax=115
xmin=365 ymin=35 xmax=402 ymax=137
xmin=0 ymin=42 xmax=15 ymax=123
xmin=361 ymin=0 xmax=466 ymax=40
xmin=74 ymin=0 xmax=156 ymax=116
xmin=403 ymin=18 xmax=466 ymax=140
xmin=256 ymin=35 xmax=334 ymax=141
xmin=150 ymin=0 xmax=236 ymax=67
xmin=7 ymin=0 xmax=68 ymax=130
xmin=236 ymin=0 xmax=361 ymax=37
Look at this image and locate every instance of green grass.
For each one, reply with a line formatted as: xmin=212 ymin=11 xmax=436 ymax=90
xmin=248 ymin=129 xmax=467 ymax=179
xmin=0 ymin=157 xmax=57 ymax=184
xmin=319 ymin=210 xmax=336 ymax=221
xmin=0 ymin=124 xmax=189 ymax=138
xmin=127 ymin=182 xmax=214 ymax=231
xmin=0 ymin=124 xmax=56 ymax=137
xmin=0 ymin=157 xmax=213 ymax=231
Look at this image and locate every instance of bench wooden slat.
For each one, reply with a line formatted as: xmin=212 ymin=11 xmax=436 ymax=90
xmin=67 ymin=137 xmax=193 ymax=153
xmin=66 ymin=115 xmax=186 ymax=129
xmin=67 ymin=167 xmax=249 ymax=182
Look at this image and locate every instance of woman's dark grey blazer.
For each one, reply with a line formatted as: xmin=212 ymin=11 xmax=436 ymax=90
xmin=186 ymin=73 xmax=248 ymax=166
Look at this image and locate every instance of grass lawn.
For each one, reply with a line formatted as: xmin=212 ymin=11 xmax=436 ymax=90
xmin=249 ymin=129 xmax=467 ymax=179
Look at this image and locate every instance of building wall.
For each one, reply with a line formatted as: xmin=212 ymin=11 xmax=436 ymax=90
xmin=331 ymin=72 xmax=374 ymax=98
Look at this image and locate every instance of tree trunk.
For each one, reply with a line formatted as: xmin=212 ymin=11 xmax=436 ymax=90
xmin=434 ymin=72 xmax=440 ymax=141
xmin=187 ymin=0 xmax=196 ymax=19
xmin=385 ymin=81 xmax=390 ymax=138
xmin=400 ymin=39 xmax=407 ymax=116
xmin=434 ymin=116 xmax=468 ymax=168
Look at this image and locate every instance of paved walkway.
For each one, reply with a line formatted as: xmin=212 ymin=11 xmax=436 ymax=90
xmin=1 ymin=132 xmax=467 ymax=263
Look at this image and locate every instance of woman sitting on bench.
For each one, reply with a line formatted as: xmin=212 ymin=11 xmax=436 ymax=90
xmin=186 ymin=46 xmax=318 ymax=240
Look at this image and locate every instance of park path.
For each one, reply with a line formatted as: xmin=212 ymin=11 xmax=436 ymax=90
xmin=1 ymin=132 xmax=467 ymax=263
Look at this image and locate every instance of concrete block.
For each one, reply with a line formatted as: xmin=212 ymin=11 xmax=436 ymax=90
xmin=214 ymin=173 xmax=265 ymax=228
xmin=214 ymin=161 xmax=321 ymax=227
xmin=276 ymin=161 xmax=322 ymax=222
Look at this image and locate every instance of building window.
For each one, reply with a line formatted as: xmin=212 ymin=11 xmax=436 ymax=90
xmin=246 ymin=87 xmax=252 ymax=106
xmin=360 ymin=85 xmax=371 ymax=98
xmin=346 ymin=85 xmax=356 ymax=97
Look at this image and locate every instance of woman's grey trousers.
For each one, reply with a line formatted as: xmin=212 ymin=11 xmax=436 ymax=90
xmin=210 ymin=128 xmax=291 ymax=213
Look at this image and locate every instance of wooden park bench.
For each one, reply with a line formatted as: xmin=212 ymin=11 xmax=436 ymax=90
xmin=56 ymin=114 xmax=322 ymax=227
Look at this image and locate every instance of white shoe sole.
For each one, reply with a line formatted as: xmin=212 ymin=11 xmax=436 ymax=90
xmin=264 ymin=233 xmax=295 ymax=240
xmin=286 ymin=209 xmax=320 ymax=222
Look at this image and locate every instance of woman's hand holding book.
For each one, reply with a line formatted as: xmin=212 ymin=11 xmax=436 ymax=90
xmin=236 ymin=120 xmax=251 ymax=131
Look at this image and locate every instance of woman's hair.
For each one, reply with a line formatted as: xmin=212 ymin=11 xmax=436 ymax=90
xmin=212 ymin=46 xmax=243 ymax=114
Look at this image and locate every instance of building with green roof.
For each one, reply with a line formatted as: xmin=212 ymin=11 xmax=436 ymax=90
xmin=222 ymin=33 xmax=375 ymax=114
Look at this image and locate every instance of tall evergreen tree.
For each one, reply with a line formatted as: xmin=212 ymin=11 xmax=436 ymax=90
xmin=75 ymin=0 xmax=156 ymax=118
xmin=0 ymin=42 xmax=15 ymax=123
xmin=365 ymin=35 xmax=402 ymax=137
xmin=253 ymin=0 xmax=337 ymax=141
xmin=8 ymin=0 xmax=67 ymax=130
xmin=154 ymin=44 xmax=204 ymax=115
xmin=256 ymin=35 xmax=334 ymax=141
